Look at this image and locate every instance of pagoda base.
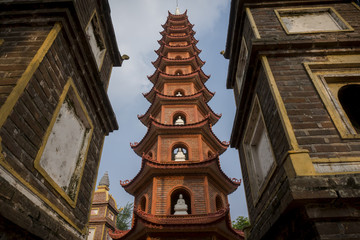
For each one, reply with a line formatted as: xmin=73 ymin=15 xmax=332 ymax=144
xmin=109 ymin=207 xmax=244 ymax=240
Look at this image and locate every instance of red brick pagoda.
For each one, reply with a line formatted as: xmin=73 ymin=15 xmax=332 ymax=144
xmin=109 ymin=8 xmax=244 ymax=240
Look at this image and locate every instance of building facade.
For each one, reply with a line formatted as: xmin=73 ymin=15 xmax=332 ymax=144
xmin=0 ymin=1 xmax=122 ymax=239
xmin=88 ymin=172 xmax=119 ymax=240
xmin=225 ymin=0 xmax=360 ymax=239
xmin=109 ymin=9 xmax=244 ymax=240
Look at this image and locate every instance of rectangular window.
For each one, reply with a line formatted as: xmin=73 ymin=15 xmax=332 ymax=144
xmin=243 ymin=96 xmax=276 ymax=203
xmin=304 ymin=59 xmax=360 ymax=139
xmin=275 ymin=7 xmax=353 ymax=34
xmin=108 ymin=211 xmax=114 ymax=221
xmin=235 ymin=37 xmax=248 ymax=96
xmin=86 ymin=12 xmax=106 ymax=69
xmin=91 ymin=208 xmax=99 ymax=215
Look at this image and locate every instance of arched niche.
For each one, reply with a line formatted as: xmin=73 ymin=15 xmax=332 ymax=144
xmin=174 ymin=89 xmax=185 ymax=96
xmin=338 ymin=84 xmax=360 ymax=133
xmin=173 ymin=113 xmax=186 ymax=125
xmin=175 ymin=55 xmax=182 ymax=60
xmin=171 ymin=144 xmax=189 ymax=161
xmin=170 ymin=188 xmax=192 ymax=215
xmin=139 ymin=195 xmax=147 ymax=212
xmin=215 ymin=195 xmax=224 ymax=211
xmin=175 ymin=69 xmax=183 ymax=75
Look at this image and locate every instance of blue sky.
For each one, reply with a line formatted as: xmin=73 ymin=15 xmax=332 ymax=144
xmin=97 ymin=0 xmax=248 ymax=220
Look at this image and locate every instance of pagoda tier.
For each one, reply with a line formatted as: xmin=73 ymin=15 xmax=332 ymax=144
xmin=130 ymin=117 xmax=228 ymax=158
xmin=158 ymin=34 xmax=199 ymax=46
xmin=161 ymin=16 xmax=193 ymax=27
xmin=167 ymin=10 xmax=188 ymax=19
xmin=138 ymin=91 xmax=221 ymax=126
xmin=148 ymin=68 xmax=209 ymax=84
xmin=155 ymin=43 xmax=201 ymax=56
xmin=152 ymin=54 xmax=205 ymax=70
xmin=160 ymin=26 xmax=195 ymax=36
xmin=109 ymin=207 xmax=244 ymax=240
xmin=162 ymin=21 xmax=194 ymax=29
xmin=146 ymin=74 xmax=213 ymax=100
xmin=143 ymin=86 xmax=214 ymax=103
xmin=116 ymin=8 xmax=243 ymax=240
xmin=120 ymin=154 xmax=240 ymax=195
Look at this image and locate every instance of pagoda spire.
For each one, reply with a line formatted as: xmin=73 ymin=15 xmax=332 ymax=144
xmin=98 ymin=171 xmax=110 ymax=188
xmin=175 ymin=0 xmax=180 ymax=15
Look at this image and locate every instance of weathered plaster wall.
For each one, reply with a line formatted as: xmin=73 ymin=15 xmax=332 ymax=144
xmin=39 ymin=98 xmax=90 ymax=198
xmin=0 ymin=2 xmax=118 ymax=236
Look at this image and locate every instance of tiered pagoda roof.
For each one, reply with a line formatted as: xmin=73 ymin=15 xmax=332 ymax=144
xmin=143 ymin=86 xmax=214 ymax=103
xmin=120 ymin=154 xmax=240 ymax=195
xmin=167 ymin=9 xmax=188 ymax=19
xmin=148 ymin=67 xmax=209 ymax=84
xmin=155 ymin=42 xmax=201 ymax=56
xmin=113 ymin=8 xmax=243 ymax=240
xmin=158 ymin=35 xmax=199 ymax=45
xmin=137 ymin=91 xmax=221 ymax=126
xmin=130 ymin=117 xmax=228 ymax=156
xmin=152 ymin=55 xmax=204 ymax=70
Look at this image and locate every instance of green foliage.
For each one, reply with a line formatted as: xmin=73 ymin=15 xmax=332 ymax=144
xmin=232 ymin=216 xmax=250 ymax=230
xmin=116 ymin=202 xmax=133 ymax=230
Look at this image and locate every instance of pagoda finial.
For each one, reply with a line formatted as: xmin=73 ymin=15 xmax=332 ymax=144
xmin=175 ymin=0 xmax=180 ymax=15
xmin=99 ymin=171 xmax=110 ymax=188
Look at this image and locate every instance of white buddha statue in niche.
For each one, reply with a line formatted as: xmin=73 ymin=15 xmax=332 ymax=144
xmin=175 ymin=116 xmax=185 ymax=125
xmin=176 ymin=91 xmax=183 ymax=96
xmin=174 ymin=194 xmax=188 ymax=215
xmin=174 ymin=148 xmax=186 ymax=161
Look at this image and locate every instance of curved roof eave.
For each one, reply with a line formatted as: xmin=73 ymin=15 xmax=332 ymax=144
xmin=138 ymin=91 xmax=220 ymax=126
xmin=120 ymin=154 xmax=240 ymax=195
xmin=131 ymin=117 xmax=228 ymax=157
xmin=109 ymin=205 xmax=244 ymax=239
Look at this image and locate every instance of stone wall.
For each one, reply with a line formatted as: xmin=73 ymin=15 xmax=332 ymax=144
xmin=0 ymin=1 xmax=120 ymax=239
xmin=226 ymin=1 xmax=360 ymax=239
